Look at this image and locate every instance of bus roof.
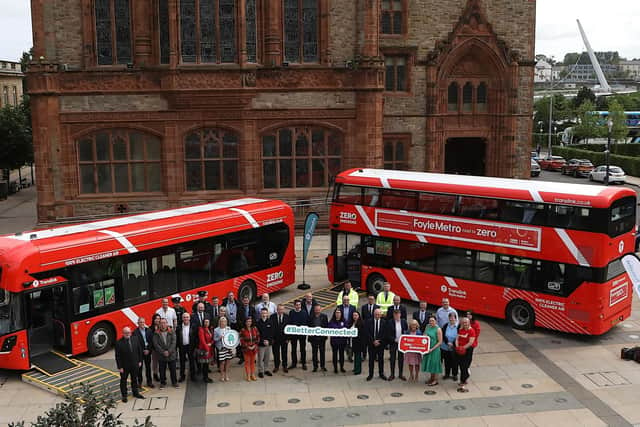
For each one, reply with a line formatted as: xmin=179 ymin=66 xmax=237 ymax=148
xmin=0 ymin=198 xmax=292 ymax=273
xmin=335 ymin=168 xmax=635 ymax=208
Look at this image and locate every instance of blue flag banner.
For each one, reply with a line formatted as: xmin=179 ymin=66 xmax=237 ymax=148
xmin=302 ymin=212 xmax=320 ymax=270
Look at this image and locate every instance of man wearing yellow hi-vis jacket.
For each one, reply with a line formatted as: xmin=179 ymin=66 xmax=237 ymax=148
xmin=375 ymin=282 xmax=396 ymax=316
xmin=336 ymin=281 xmax=360 ymax=306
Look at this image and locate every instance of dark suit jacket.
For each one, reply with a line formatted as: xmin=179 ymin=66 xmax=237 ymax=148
xmin=115 ymin=337 xmax=143 ymax=370
xmin=190 ymin=310 xmax=212 ymax=329
xmin=412 ymin=310 xmax=433 ymax=331
xmin=288 ymin=309 xmax=309 ymax=326
xmin=308 ymin=313 xmax=328 ymax=343
xmin=176 ymin=321 xmax=199 ymax=350
xmin=360 ymin=303 xmax=380 ymax=321
xmin=270 ymin=313 xmax=290 ymax=343
xmin=365 ymin=318 xmax=388 ymax=347
xmin=191 ymin=300 xmax=212 ymax=314
xmin=303 ymin=299 xmax=318 ymax=317
xmin=385 ymin=304 xmax=408 ymax=320
xmin=335 ymin=304 xmax=357 ymax=327
xmin=133 ymin=327 xmax=154 ymax=352
xmin=385 ymin=318 xmax=409 ymax=345
xmin=256 ymin=317 xmax=275 ymax=346
xmin=237 ymin=303 xmax=256 ymax=328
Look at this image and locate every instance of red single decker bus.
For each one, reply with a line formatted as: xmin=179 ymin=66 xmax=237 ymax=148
xmin=328 ymin=168 xmax=636 ymax=335
xmin=0 ymin=198 xmax=295 ymax=370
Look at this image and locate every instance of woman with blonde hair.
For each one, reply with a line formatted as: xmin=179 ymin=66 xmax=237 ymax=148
xmin=214 ymin=316 xmax=234 ymax=381
xmin=404 ymin=319 xmax=423 ymax=381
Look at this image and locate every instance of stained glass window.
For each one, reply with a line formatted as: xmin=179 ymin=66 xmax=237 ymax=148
xmin=185 ymin=128 xmax=239 ymax=191
xmin=448 ymin=82 xmax=459 ymax=111
xmin=179 ymin=0 xmax=237 ymax=64
xmin=95 ymin=0 xmax=132 ymax=65
xmin=384 ymin=56 xmax=407 ymax=91
xmin=246 ymin=0 xmax=257 ymax=62
xmin=283 ymin=0 xmax=318 ymax=63
xmin=159 ymin=0 xmax=170 ymax=64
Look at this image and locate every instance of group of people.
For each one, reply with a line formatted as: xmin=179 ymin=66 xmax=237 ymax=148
xmin=115 ymin=281 xmax=481 ymax=402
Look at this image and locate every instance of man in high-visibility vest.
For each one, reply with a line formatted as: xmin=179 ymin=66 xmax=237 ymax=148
xmin=336 ymin=281 xmax=359 ymax=306
xmin=375 ymin=282 xmax=395 ymax=316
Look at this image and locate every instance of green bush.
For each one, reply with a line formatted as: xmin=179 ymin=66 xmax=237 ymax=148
xmin=552 ymin=147 xmax=640 ymax=176
xmin=575 ymin=143 xmax=640 ymax=157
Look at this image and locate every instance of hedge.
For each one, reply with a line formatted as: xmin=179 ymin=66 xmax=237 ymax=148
xmin=575 ymin=143 xmax=640 ymax=157
xmin=551 ymin=147 xmax=640 ymax=177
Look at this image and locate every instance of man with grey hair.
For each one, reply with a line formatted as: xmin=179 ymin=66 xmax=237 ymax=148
xmin=115 ymin=326 xmax=144 ymax=402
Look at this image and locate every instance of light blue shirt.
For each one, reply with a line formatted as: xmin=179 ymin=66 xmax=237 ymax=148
xmin=441 ymin=323 xmax=458 ymax=351
xmin=436 ymin=306 xmax=458 ymax=328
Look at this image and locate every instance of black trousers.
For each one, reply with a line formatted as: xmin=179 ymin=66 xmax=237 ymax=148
xmin=179 ymin=345 xmax=196 ymax=379
xmin=120 ymin=366 xmax=139 ymax=398
xmin=159 ymin=360 xmax=178 ymax=386
xmin=442 ymin=349 xmax=458 ymax=377
xmin=457 ymin=347 xmax=474 ymax=383
xmin=137 ymin=351 xmax=152 ymax=385
xmin=272 ymin=340 xmax=288 ymax=369
xmin=290 ymin=335 xmax=307 ymax=366
xmin=389 ymin=342 xmax=404 ymax=377
xmin=368 ymin=345 xmax=385 ymax=377
xmin=331 ymin=343 xmax=346 ymax=370
xmin=310 ymin=339 xmax=326 ymax=368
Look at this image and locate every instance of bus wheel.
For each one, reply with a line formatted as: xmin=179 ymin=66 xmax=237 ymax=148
xmin=366 ymin=273 xmax=386 ymax=295
xmin=88 ymin=322 xmax=114 ymax=356
xmin=507 ymin=300 xmax=535 ymax=330
xmin=238 ymin=280 xmax=257 ymax=302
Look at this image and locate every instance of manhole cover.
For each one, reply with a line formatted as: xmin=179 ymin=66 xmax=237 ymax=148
xmin=288 ymin=398 xmax=300 ymax=404
xmin=357 ymin=394 xmax=369 ymax=400
xmin=273 ymin=417 xmax=287 ymax=423
xmin=253 ymin=400 xmax=265 ymax=406
xmin=390 ymin=392 xmax=403 ymax=397
xmin=489 ymin=386 xmax=502 ymax=391
xmin=453 ymin=405 xmax=466 ymax=411
xmin=236 ymin=420 xmax=249 ymax=425
xmin=322 ymin=396 xmax=335 ymax=402
xmin=217 ymin=402 xmax=230 ymax=408
xmin=521 ymin=383 xmax=534 ymax=389
xmin=424 ymin=390 xmax=437 ymax=395
xmin=310 ymin=415 xmax=323 ymax=421
xmin=555 ymin=398 xmax=568 ymax=403
xmin=488 ymin=403 xmax=501 ymax=409
xmin=522 ymin=400 xmax=535 ymax=406
xmin=383 ymin=410 xmax=396 ymax=416
xmin=418 ymin=408 xmax=432 ymax=414
xmin=346 ymin=413 xmax=360 ymax=418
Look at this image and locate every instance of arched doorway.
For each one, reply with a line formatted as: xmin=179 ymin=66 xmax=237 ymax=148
xmin=445 ymin=138 xmax=486 ymax=175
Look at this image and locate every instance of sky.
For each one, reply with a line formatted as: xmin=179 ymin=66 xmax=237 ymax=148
xmin=0 ymin=1 xmax=639 ymax=63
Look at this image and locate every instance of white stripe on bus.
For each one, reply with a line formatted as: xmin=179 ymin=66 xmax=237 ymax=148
xmin=444 ymin=276 xmax=459 ymax=288
xmin=356 ymin=205 xmax=379 ymax=236
xmin=121 ymin=307 xmax=139 ymax=325
xmin=230 ymin=208 xmax=260 ymax=228
xmin=393 ymin=268 xmax=418 ymax=301
xmin=554 ymin=228 xmax=590 ymax=267
xmin=99 ymin=230 xmax=138 ymax=253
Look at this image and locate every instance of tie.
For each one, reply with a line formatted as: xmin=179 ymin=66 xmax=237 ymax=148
xmin=375 ymin=320 xmax=379 ymax=337
xmin=200 ymin=313 xmax=203 ymax=323
xmin=420 ymin=312 xmax=424 ymax=323
xmin=279 ymin=316 xmax=282 ymax=325
xmin=127 ymin=338 xmax=132 ymax=352
xmin=369 ymin=305 xmax=372 ymax=314
xmin=385 ymin=292 xmax=388 ymax=300
xmin=214 ymin=307 xmax=218 ymax=317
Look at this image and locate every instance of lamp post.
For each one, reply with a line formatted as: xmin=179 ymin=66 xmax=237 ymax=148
xmin=605 ymin=118 xmax=613 ymax=185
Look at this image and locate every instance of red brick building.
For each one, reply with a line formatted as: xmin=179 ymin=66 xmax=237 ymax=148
xmin=28 ymin=0 xmax=535 ymax=224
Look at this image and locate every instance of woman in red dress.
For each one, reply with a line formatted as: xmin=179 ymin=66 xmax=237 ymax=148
xmin=197 ymin=318 xmax=214 ymax=383
xmin=240 ymin=316 xmax=260 ymax=381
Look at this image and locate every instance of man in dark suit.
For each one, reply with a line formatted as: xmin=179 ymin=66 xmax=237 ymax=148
xmin=133 ymin=317 xmax=154 ymax=388
xmin=336 ymin=295 xmax=356 ymax=326
xmin=191 ymin=302 xmax=211 ymax=329
xmin=386 ymin=309 xmax=408 ymax=381
xmin=270 ymin=304 xmax=289 ymax=373
xmin=385 ymin=295 xmax=407 ymax=320
xmin=303 ymin=293 xmax=318 ymax=317
xmin=361 ymin=295 xmax=379 ymax=321
xmin=115 ymin=326 xmax=145 ymax=402
xmin=308 ymin=304 xmax=329 ymax=372
xmin=412 ymin=301 xmax=432 ymax=331
xmin=365 ymin=308 xmax=387 ymax=381
xmin=176 ymin=312 xmax=198 ymax=382
xmin=288 ymin=299 xmax=309 ymax=370
xmin=236 ymin=296 xmax=255 ymax=364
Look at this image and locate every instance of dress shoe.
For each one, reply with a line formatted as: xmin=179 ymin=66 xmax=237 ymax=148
xmin=283 ymin=367 xmax=289 ymax=373
xmin=122 ymin=397 xmax=128 ymax=403
xmin=289 ymin=364 xmax=297 ymax=369
xmin=265 ymin=371 xmax=272 ymax=376
xmin=273 ymin=367 xmax=279 ymax=373
xmin=204 ymin=377 xmax=213 ymax=383
xmin=334 ymin=367 xmax=338 ymax=374
xmin=366 ymin=375 xmax=373 ymax=381
xmin=321 ymin=367 xmax=327 ymax=372
xmin=258 ymin=373 xmax=264 ymax=378
xmin=379 ymin=374 xmax=388 ymax=381
xmin=388 ymin=375 xmax=395 ymax=381
xmin=146 ymin=383 xmax=155 ymax=388
xmin=173 ymin=383 xmax=180 ymax=388
xmin=340 ymin=367 xmax=346 ymax=373
xmin=133 ymin=394 xmax=145 ymax=399
xmin=178 ymin=376 xmax=185 ymax=383
xmin=302 ymin=365 xmax=307 ymax=370
xmin=399 ymin=376 xmax=407 ymax=381
xmin=312 ymin=367 xmax=318 ymax=372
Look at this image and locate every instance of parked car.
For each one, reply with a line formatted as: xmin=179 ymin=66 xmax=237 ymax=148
xmin=561 ymin=159 xmax=594 ymax=177
xmin=530 ymin=158 xmax=540 ymax=177
xmin=537 ymin=156 xmax=566 ymax=171
xmin=589 ymin=165 xmax=626 ymax=184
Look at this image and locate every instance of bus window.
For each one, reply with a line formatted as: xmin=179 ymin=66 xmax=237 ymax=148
xmin=381 ymin=190 xmax=417 ymax=210
xmin=497 ymin=256 xmax=536 ymax=289
xmin=474 ymin=252 xmax=496 ymax=283
xmin=72 ymin=278 xmax=116 ymax=315
xmin=436 ymin=247 xmax=473 ymax=279
xmin=394 ymin=240 xmax=436 ymax=272
xmin=609 ymin=197 xmax=635 ymax=237
xmin=152 ymin=252 xmax=177 ymax=297
xmin=363 ymin=188 xmax=380 ymax=207
xmin=362 ymin=236 xmax=393 ymax=268
xmin=418 ymin=193 xmax=457 ymax=215
xmin=261 ymin=223 xmax=290 ymax=267
xmin=122 ymin=259 xmax=149 ymax=305
xmin=335 ymin=185 xmax=362 ymax=204
xmin=606 ymin=258 xmax=625 ymax=281
xmin=458 ymin=196 xmax=498 ymax=219
xmin=177 ymin=241 xmax=214 ymax=291
xmin=0 ymin=292 xmax=24 ymax=335
xmin=498 ymin=201 xmax=546 ymax=225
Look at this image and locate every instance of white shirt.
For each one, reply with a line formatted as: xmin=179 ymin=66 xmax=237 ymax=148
xmin=255 ymin=301 xmax=277 ymax=317
xmin=436 ymin=306 xmax=458 ymax=328
xmin=395 ymin=320 xmax=402 ymax=342
xmin=156 ymin=307 xmax=178 ymax=327
xmin=181 ymin=323 xmax=190 ymax=345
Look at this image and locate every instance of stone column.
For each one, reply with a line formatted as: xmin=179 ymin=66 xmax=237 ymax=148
xmin=169 ymin=0 xmax=179 ymax=69
xmin=264 ymin=0 xmax=282 ymax=67
xmin=240 ymin=120 xmax=258 ymax=194
xmin=133 ymin=0 xmax=153 ymax=66
xmin=164 ymin=123 xmax=181 ymax=207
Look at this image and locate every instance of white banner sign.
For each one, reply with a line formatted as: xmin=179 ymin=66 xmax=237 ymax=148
xmin=621 ymin=254 xmax=640 ymax=301
xmin=284 ymin=325 xmax=358 ymax=337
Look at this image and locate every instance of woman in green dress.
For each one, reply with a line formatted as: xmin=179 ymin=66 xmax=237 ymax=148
xmin=420 ymin=315 xmax=443 ymax=386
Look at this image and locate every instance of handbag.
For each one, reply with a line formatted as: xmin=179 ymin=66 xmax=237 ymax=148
xmin=455 ymin=345 xmax=466 ymax=355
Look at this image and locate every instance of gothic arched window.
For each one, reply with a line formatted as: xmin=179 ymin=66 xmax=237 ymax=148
xmin=185 ymin=128 xmax=239 ymax=191
xmin=95 ymin=0 xmax=132 ymax=65
xmin=447 ymin=82 xmax=459 ymax=112
xmin=283 ymin=0 xmax=319 ymax=63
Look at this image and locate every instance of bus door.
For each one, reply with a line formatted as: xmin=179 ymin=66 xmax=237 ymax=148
xmin=332 ymin=232 xmax=362 ymax=286
xmin=26 ymin=284 xmax=69 ymax=356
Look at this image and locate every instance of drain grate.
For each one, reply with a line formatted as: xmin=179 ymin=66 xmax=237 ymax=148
xmin=584 ymin=371 xmax=630 ymax=387
xmin=133 ymin=396 xmax=168 ymax=411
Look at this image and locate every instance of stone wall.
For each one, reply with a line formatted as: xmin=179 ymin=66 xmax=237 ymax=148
xmin=328 ymin=0 xmax=358 ymax=65
xmin=60 ymin=94 xmax=169 ymax=113
xmin=251 ymin=92 xmax=355 ymax=110
xmin=52 ymin=0 xmax=83 ymax=67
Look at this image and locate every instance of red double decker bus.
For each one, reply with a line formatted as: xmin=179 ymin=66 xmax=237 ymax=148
xmin=328 ymin=168 xmax=636 ymax=335
xmin=0 ymin=198 xmax=295 ymax=370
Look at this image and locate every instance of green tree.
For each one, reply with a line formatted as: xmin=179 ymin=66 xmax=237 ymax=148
xmin=0 ymin=98 xmax=33 ymax=172
xmin=573 ymin=100 xmax=602 ymax=143
xmin=562 ymin=52 xmax=580 ymax=66
xmin=607 ymin=100 xmax=628 ymax=142
xmin=534 ymin=95 xmax=571 ymax=131
xmin=572 ymin=86 xmax=596 ymax=110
